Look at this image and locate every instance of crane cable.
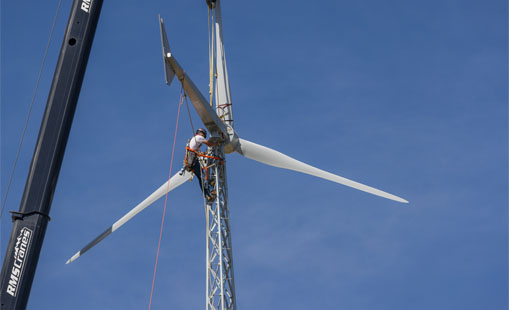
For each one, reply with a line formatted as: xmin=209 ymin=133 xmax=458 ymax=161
xmin=184 ymin=93 xmax=196 ymax=135
xmin=148 ymin=87 xmax=184 ymax=310
xmin=0 ymin=0 xmax=64 ymax=220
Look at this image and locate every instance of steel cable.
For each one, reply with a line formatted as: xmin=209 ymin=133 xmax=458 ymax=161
xmin=1 ymin=0 xmax=64 ymax=219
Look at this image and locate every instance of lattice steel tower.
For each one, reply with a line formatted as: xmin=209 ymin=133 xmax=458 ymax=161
xmin=205 ymin=145 xmax=236 ymax=310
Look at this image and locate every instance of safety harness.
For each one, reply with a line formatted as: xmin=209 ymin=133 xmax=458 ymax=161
xmin=184 ymin=138 xmax=224 ymax=181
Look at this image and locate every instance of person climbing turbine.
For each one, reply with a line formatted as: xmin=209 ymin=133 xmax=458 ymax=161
xmin=183 ymin=128 xmax=217 ymax=202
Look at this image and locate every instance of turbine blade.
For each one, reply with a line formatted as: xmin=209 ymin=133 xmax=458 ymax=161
xmin=213 ymin=0 xmax=234 ymax=126
xmin=158 ymin=16 xmax=228 ymax=138
xmin=66 ymin=170 xmax=192 ymax=264
xmin=159 ymin=15 xmax=175 ymax=85
xmin=236 ymin=138 xmax=408 ymax=203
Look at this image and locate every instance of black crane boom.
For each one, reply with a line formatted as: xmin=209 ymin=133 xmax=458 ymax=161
xmin=0 ymin=0 xmax=103 ymax=308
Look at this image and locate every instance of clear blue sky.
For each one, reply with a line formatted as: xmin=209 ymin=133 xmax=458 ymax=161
xmin=1 ymin=0 xmax=508 ymax=309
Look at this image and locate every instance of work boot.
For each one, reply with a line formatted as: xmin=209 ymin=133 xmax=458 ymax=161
xmin=207 ymin=191 xmax=217 ymax=202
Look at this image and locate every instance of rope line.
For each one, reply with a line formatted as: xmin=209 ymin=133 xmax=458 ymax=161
xmin=0 ymin=0 xmax=64 ymax=219
xmin=148 ymin=87 xmax=184 ymax=309
xmin=184 ymin=94 xmax=196 ymax=135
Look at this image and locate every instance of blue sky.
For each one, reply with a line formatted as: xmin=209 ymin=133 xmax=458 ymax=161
xmin=1 ymin=0 xmax=508 ymax=309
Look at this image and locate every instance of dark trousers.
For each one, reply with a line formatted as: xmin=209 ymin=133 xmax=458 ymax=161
xmin=191 ymin=160 xmax=210 ymax=197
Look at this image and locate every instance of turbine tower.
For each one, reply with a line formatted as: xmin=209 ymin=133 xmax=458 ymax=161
xmin=66 ymin=2 xmax=407 ymax=310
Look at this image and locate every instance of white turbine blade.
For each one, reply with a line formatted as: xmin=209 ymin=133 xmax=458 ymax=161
xmin=159 ymin=15 xmax=175 ymax=85
xmin=158 ymin=16 xmax=228 ymax=138
xmin=166 ymin=54 xmax=228 ymax=137
xmin=214 ymin=0 xmax=234 ymax=126
xmin=236 ymin=138 xmax=408 ymax=203
xmin=66 ymin=170 xmax=192 ymax=264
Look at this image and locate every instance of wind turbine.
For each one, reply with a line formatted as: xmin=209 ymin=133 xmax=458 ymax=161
xmin=66 ymin=1 xmax=407 ymax=309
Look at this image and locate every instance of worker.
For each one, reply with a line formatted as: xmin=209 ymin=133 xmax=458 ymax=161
xmin=184 ymin=128 xmax=217 ymax=202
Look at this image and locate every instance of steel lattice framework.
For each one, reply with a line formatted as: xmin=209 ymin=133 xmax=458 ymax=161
xmin=205 ymin=146 xmax=236 ymax=310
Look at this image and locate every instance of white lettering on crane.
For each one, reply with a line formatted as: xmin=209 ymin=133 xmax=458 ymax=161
xmin=81 ymin=0 xmax=92 ymax=13
xmin=6 ymin=227 xmax=33 ymax=297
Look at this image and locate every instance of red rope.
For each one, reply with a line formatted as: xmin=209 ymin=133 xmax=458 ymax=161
xmin=148 ymin=88 xmax=184 ymax=309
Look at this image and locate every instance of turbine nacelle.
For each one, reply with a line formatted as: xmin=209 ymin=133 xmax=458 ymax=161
xmin=224 ymin=125 xmax=239 ymax=154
